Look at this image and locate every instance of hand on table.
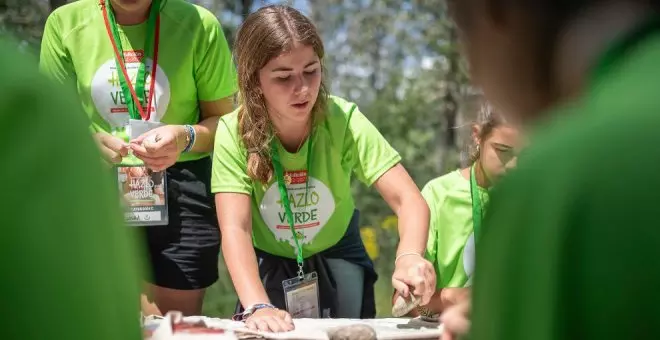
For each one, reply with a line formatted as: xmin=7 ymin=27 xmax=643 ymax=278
xmin=245 ymin=307 xmax=294 ymax=333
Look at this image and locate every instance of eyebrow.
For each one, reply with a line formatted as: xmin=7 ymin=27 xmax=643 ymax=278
xmin=271 ymin=61 xmax=319 ymax=72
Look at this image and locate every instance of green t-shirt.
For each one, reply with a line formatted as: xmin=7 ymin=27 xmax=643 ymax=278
xmin=211 ymin=96 xmax=401 ymax=258
xmin=472 ymin=21 xmax=660 ymax=340
xmin=0 ymin=39 xmax=142 ymax=339
xmin=422 ymin=170 xmax=488 ymax=289
xmin=39 ymin=0 xmax=237 ymax=163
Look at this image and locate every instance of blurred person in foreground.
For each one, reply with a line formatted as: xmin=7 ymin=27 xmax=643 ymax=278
xmin=0 ymin=38 xmax=142 ymax=339
xmin=441 ymin=0 xmax=660 ymax=339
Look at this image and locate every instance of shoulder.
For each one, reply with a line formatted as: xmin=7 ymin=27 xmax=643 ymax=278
xmin=325 ymin=95 xmax=359 ymax=118
xmin=45 ymin=0 xmax=98 ymax=39
xmin=162 ymin=0 xmax=224 ymax=31
xmin=218 ymin=108 xmax=240 ymax=133
xmin=422 ymin=171 xmax=465 ymax=202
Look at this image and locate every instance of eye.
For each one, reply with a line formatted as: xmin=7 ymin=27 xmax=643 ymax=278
xmin=276 ymin=76 xmax=290 ymax=82
xmin=303 ymin=69 xmax=318 ymax=75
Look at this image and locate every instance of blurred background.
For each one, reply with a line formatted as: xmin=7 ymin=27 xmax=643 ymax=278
xmin=1 ymin=0 xmax=480 ymax=317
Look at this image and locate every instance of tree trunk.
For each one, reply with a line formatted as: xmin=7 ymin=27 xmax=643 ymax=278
xmin=241 ymin=0 xmax=253 ymax=18
xmin=49 ymin=0 xmax=67 ymax=11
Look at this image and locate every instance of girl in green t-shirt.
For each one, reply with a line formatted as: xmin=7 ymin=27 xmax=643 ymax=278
xmin=408 ymin=104 xmax=521 ymax=317
xmin=39 ymin=0 xmax=237 ymax=316
xmin=211 ymin=5 xmax=436 ymax=332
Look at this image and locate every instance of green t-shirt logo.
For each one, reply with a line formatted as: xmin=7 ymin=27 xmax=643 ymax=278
xmin=90 ymin=53 xmax=171 ymax=128
xmin=259 ymin=170 xmax=336 ymax=250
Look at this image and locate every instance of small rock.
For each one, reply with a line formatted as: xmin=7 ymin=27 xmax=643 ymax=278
xmin=391 ymin=294 xmax=420 ymax=317
xmin=327 ymin=324 xmax=377 ymax=340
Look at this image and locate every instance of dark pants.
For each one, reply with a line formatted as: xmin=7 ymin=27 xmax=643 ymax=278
xmin=235 ymin=210 xmax=377 ymax=318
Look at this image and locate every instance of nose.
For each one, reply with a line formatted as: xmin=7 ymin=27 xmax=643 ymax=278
xmin=506 ymin=156 xmax=518 ymax=170
xmin=294 ymin=74 xmax=310 ymax=97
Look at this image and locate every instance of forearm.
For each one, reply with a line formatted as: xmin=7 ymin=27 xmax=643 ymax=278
xmin=222 ymin=228 xmax=271 ymax=307
xmin=189 ymin=115 xmax=220 ymax=153
xmin=395 ymin=195 xmax=430 ymax=256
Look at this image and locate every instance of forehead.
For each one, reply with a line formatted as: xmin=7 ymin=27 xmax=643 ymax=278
xmin=487 ymin=125 xmax=521 ymax=146
xmin=262 ymin=44 xmax=318 ymax=71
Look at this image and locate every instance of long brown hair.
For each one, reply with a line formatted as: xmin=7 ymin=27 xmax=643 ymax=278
xmin=234 ymin=5 xmax=328 ymax=184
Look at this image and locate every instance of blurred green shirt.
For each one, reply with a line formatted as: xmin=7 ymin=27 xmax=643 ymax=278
xmin=472 ymin=19 xmax=660 ymax=340
xmin=0 ymin=38 xmax=142 ymax=340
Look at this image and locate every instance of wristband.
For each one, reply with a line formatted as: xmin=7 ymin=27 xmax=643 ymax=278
xmin=182 ymin=124 xmax=196 ymax=153
xmin=232 ymin=303 xmax=276 ymax=321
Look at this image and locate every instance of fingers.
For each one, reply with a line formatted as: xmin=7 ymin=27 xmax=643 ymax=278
xmin=440 ymin=300 xmax=471 ymax=338
xmin=399 ymin=265 xmax=426 ymax=300
xmin=391 ymin=278 xmax=410 ymax=298
xmin=99 ymin=145 xmax=123 ymax=164
xmin=395 ymin=258 xmax=437 ymax=305
xmin=245 ymin=310 xmax=294 ymax=333
xmin=131 ymin=152 xmax=172 ymax=171
xmin=95 ymin=133 xmax=129 ymax=164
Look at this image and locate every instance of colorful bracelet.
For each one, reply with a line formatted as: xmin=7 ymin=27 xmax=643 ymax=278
xmin=182 ymin=124 xmax=196 ymax=153
xmin=232 ymin=303 xmax=276 ymax=321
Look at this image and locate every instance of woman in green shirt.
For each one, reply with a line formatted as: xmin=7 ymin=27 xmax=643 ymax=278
xmin=401 ymin=104 xmax=521 ymax=317
xmin=441 ymin=1 xmax=660 ymax=340
xmin=39 ymin=0 xmax=237 ymax=316
xmin=211 ymin=5 xmax=435 ymax=332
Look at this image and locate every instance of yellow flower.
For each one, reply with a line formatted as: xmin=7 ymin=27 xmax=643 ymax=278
xmin=381 ymin=215 xmax=398 ymax=232
xmin=360 ymin=226 xmax=379 ymax=260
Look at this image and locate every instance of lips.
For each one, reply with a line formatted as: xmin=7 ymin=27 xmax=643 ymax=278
xmin=292 ymin=101 xmax=309 ymax=109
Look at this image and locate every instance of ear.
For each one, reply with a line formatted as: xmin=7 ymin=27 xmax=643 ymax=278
xmin=472 ymin=124 xmax=482 ymax=147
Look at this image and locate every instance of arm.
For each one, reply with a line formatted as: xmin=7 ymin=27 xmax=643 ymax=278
xmin=215 ymin=193 xmax=271 ymax=306
xmin=374 ymin=164 xmax=430 ymax=257
xmin=186 ymin=12 xmax=237 ymax=153
xmin=184 ymin=96 xmax=234 ymax=153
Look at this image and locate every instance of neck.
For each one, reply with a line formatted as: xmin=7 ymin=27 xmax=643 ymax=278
xmin=271 ymin=116 xmax=312 ymax=153
xmin=462 ymin=162 xmax=491 ymax=189
xmin=553 ymin=1 xmax=650 ymax=102
xmin=109 ymin=0 xmax=152 ymax=25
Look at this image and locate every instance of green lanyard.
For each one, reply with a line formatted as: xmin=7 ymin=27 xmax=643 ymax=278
xmin=469 ymin=164 xmax=485 ymax=243
xmin=102 ymin=0 xmax=161 ymax=121
xmin=271 ymin=133 xmax=313 ymax=278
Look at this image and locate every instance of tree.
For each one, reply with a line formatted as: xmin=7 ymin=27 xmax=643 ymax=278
xmin=49 ymin=0 xmax=67 ymax=11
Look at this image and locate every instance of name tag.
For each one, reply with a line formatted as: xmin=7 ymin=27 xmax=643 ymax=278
xmin=117 ymin=165 xmax=169 ymax=226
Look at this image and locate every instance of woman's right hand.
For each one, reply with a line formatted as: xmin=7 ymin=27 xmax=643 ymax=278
xmin=245 ymin=307 xmax=294 ymax=333
xmin=94 ymin=132 xmax=129 ymax=164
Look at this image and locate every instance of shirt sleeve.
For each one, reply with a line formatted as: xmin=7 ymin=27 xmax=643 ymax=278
xmin=342 ymin=104 xmax=402 ymax=186
xmin=194 ymin=9 xmax=237 ymax=101
xmin=421 ymin=182 xmax=440 ymax=264
xmin=39 ymin=11 xmax=76 ymax=85
xmin=210 ymin=116 xmax=253 ymax=194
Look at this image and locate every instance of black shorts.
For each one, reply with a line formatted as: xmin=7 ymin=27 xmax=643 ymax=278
xmin=133 ymin=156 xmax=220 ymax=290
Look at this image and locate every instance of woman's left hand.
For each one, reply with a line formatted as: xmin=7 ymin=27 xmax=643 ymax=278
xmin=129 ymin=125 xmax=188 ymax=172
xmin=391 ymin=254 xmax=436 ymax=305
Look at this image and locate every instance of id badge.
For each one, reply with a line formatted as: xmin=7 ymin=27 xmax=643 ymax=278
xmin=282 ymin=271 xmax=320 ymax=319
xmin=117 ymin=165 xmax=169 ymax=226
xmin=128 ymin=119 xmax=162 ymax=140
xmin=118 ymin=119 xmax=168 ymax=226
